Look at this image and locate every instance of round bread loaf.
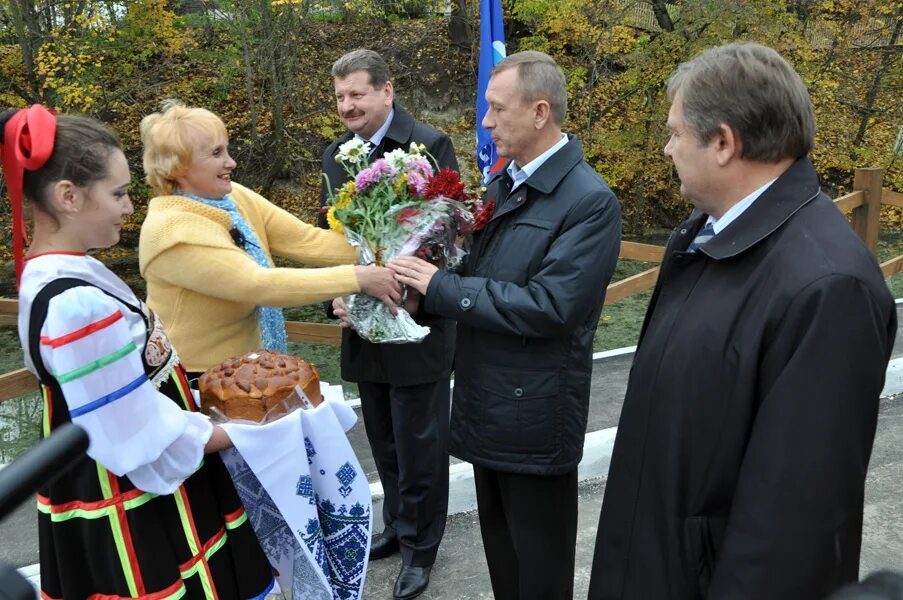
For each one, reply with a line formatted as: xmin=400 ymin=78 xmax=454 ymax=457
xmin=198 ymin=350 xmax=322 ymax=422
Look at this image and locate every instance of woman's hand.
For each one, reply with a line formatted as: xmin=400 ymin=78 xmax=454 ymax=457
xmin=403 ymin=286 xmax=422 ymax=315
xmin=332 ymin=297 xmax=354 ymax=328
xmin=387 ymin=257 xmax=438 ymax=295
xmin=354 ymin=265 xmax=402 ymax=315
xmin=204 ymin=425 xmax=233 ymax=453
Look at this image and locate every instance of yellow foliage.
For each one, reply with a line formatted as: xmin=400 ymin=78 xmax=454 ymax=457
xmin=31 ymin=0 xmax=192 ymax=113
xmin=1 ymin=1 xmax=899 ymax=251
xmin=506 ymin=0 xmax=903 ymax=233
xmin=601 ymin=25 xmax=637 ymax=56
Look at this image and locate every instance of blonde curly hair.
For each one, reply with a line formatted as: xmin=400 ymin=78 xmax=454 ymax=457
xmin=140 ymin=100 xmax=228 ymax=196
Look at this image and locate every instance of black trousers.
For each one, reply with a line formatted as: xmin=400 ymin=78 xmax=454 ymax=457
xmin=358 ymin=379 xmax=450 ymax=567
xmin=472 ymin=465 xmax=578 ymax=600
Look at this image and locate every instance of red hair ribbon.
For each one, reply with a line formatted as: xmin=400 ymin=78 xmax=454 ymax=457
xmin=1 ymin=105 xmax=57 ymax=288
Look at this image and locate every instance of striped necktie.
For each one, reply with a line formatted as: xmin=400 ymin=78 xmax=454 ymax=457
xmin=687 ymin=221 xmax=715 ymax=253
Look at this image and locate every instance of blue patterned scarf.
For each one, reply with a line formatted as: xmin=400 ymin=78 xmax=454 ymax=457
xmin=177 ymin=192 xmax=288 ymax=352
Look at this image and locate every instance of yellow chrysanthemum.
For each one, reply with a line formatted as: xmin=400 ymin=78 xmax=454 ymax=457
xmin=394 ymin=173 xmax=408 ymax=195
xmin=335 ymin=181 xmax=355 ymax=209
xmin=326 ymin=206 xmax=344 ymax=234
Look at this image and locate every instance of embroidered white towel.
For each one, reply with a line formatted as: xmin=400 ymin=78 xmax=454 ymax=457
xmin=220 ymin=398 xmax=371 ymax=600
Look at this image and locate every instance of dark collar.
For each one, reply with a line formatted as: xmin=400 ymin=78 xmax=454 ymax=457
xmin=694 ymin=156 xmax=822 ymax=260
xmin=383 ymin=103 xmax=415 ymax=146
xmin=485 ymin=133 xmax=584 ymax=194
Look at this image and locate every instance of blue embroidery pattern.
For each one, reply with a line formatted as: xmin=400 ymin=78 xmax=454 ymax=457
xmin=220 ymin=399 xmax=371 ymax=599
xmin=290 ymin=536 xmax=333 ymax=600
xmin=224 ymin=451 xmax=334 ymax=599
xmin=296 ymin=475 xmax=315 ymax=504
xmin=305 ymin=437 xmax=317 ymax=465
xmin=222 ymin=450 xmax=295 ymax=564
xmin=300 ymin=496 xmax=370 ymax=600
xmin=302 ymin=512 xmax=326 ymax=575
xmin=335 ymin=462 xmax=356 ymax=498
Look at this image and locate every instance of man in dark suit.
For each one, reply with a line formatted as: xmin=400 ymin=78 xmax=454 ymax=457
xmin=318 ymin=49 xmax=458 ymax=600
xmin=389 ymin=51 xmax=621 ymax=600
xmin=587 ymin=43 xmax=896 ymax=599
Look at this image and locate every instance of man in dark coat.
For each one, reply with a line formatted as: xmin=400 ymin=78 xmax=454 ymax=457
xmin=390 ymin=51 xmax=621 ymax=600
xmin=319 ymin=49 xmax=458 ymax=600
xmin=588 ymin=42 xmax=897 ymax=600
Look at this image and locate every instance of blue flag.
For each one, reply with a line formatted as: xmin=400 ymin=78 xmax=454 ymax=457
xmin=476 ymin=0 xmax=506 ymax=183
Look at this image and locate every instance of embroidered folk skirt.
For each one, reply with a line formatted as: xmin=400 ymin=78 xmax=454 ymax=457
xmin=36 ymin=370 xmax=274 ymax=599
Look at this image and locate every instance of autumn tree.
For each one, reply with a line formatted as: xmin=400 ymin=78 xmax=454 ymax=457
xmin=0 ymin=0 xmax=899 ymax=251
xmin=503 ymin=0 xmax=902 ymax=233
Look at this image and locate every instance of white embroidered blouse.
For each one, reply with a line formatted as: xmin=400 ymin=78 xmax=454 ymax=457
xmin=17 ymin=252 xmax=212 ymax=495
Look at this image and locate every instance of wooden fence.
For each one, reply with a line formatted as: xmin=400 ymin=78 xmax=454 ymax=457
xmin=0 ymin=167 xmax=900 ymax=403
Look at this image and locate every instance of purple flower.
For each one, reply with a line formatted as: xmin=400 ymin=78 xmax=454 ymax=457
xmin=354 ymin=166 xmax=383 ymax=191
xmin=407 ymin=158 xmax=433 ymax=179
xmin=371 ymin=158 xmax=399 ymax=177
xmin=407 ymin=171 xmax=428 ymax=195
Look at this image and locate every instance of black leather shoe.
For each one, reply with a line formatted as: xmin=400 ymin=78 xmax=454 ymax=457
xmin=393 ymin=565 xmax=431 ymax=600
xmin=369 ymin=533 xmax=399 ymax=560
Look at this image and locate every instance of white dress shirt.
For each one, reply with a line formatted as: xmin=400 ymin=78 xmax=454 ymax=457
xmin=506 ymin=133 xmax=570 ymax=192
xmin=708 ymin=177 xmax=778 ymax=233
xmin=354 ymin=109 xmax=395 ymax=150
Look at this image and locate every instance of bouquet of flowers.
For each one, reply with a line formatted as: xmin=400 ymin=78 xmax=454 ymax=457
xmin=323 ymin=139 xmax=474 ymax=343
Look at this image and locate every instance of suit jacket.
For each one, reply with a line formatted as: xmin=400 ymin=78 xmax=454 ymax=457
xmin=588 ymin=157 xmax=896 ymax=599
xmin=319 ymin=103 xmax=458 ymax=385
xmin=424 ymin=135 xmax=622 ymax=474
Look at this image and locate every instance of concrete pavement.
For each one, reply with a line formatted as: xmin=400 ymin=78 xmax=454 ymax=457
xmin=359 ymin=396 xmax=903 ymax=599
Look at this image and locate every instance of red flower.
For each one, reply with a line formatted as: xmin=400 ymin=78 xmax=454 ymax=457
xmin=424 ymin=168 xmax=471 ymax=202
xmin=395 ymin=206 xmax=423 ymax=226
xmin=414 ymin=243 xmax=444 ymax=267
xmin=470 ymin=199 xmax=495 ymax=232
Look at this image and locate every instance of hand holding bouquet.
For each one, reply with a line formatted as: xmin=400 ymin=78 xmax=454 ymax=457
xmin=323 ymin=140 xmax=473 ymax=343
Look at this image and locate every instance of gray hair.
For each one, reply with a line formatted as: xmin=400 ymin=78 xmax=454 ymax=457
xmin=667 ymin=42 xmax=815 ymax=162
xmin=492 ymin=51 xmax=568 ymax=126
xmin=331 ymin=49 xmax=391 ymax=88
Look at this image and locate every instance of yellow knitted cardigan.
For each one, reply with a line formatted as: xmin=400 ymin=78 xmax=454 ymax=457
xmin=139 ymin=182 xmax=359 ymax=372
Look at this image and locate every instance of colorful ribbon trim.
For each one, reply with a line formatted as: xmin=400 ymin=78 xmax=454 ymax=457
xmin=53 ymin=341 xmax=136 ymax=383
xmin=40 ymin=310 xmax=123 ymax=348
xmin=69 ymin=373 xmax=148 ymax=418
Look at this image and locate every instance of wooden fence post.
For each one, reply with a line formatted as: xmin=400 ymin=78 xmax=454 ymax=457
xmin=851 ymin=167 xmax=885 ymax=254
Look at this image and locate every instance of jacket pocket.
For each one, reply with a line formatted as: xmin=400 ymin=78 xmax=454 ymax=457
xmin=488 ymin=218 xmax=556 ymax=277
xmin=479 ymin=366 xmax=559 ymax=453
xmin=512 ymin=217 xmax=556 ymax=231
xmin=682 ymin=515 xmax=727 ymax=598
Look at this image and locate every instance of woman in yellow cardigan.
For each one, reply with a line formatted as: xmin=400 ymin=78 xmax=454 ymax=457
xmin=139 ymin=101 xmax=400 ymax=374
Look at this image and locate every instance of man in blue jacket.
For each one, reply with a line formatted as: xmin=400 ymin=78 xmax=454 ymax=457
xmin=390 ymin=51 xmax=621 ymax=600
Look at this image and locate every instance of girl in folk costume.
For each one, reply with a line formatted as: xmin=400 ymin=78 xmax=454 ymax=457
xmin=3 ymin=105 xmax=274 ymax=599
